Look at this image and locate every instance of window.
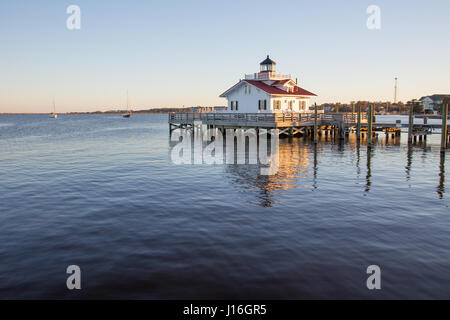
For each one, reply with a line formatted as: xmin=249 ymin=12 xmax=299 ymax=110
xmin=274 ymin=100 xmax=281 ymax=110
xmin=289 ymin=101 xmax=294 ymax=110
xmin=231 ymin=101 xmax=238 ymax=111
xmin=299 ymin=100 xmax=306 ymax=110
xmin=301 ymin=101 xmax=306 ymax=110
xmin=258 ymin=100 xmax=267 ymax=111
xmin=260 ymin=65 xmax=273 ymax=72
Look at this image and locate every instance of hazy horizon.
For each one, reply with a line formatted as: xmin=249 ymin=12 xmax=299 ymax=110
xmin=0 ymin=99 xmax=426 ymax=114
xmin=1 ymin=0 xmax=449 ymax=113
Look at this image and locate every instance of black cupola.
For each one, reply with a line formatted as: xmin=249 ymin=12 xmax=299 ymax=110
xmin=260 ymin=55 xmax=276 ymax=72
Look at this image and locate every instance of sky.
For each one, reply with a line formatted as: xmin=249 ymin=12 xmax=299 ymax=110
xmin=0 ymin=0 xmax=449 ymax=113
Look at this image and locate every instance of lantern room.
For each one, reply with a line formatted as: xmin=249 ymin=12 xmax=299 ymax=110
xmin=260 ymin=55 xmax=276 ymax=73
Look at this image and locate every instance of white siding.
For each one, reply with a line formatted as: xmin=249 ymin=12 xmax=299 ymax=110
xmin=223 ymin=82 xmax=312 ymax=113
xmin=225 ymin=83 xmax=271 ymax=113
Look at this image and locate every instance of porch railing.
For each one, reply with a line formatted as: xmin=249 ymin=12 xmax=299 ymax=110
xmin=169 ymin=112 xmax=368 ymax=124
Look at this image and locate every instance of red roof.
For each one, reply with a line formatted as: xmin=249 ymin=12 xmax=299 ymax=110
xmin=271 ymin=79 xmax=293 ymax=86
xmin=220 ymin=80 xmax=316 ymax=97
xmin=245 ymin=80 xmax=317 ymax=96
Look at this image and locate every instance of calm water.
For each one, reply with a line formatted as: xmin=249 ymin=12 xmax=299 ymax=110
xmin=0 ymin=114 xmax=449 ymax=299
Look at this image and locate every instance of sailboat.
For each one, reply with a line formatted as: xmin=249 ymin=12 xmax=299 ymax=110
xmin=50 ymin=98 xmax=57 ymax=119
xmin=122 ymin=90 xmax=132 ymax=118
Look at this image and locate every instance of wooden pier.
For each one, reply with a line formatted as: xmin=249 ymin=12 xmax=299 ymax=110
xmin=169 ymin=112 xmax=368 ymax=135
xmin=169 ymin=104 xmax=450 ymax=149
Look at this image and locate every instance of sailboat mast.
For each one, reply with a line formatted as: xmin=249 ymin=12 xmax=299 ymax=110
xmin=53 ymin=98 xmax=56 ymax=114
xmin=122 ymin=89 xmax=131 ymax=117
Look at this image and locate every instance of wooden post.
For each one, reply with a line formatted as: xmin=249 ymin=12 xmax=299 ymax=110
xmin=339 ymin=121 xmax=345 ymax=140
xmin=368 ymin=104 xmax=373 ymax=145
xmin=408 ymin=102 xmax=414 ymax=143
xmin=314 ymin=103 xmax=318 ymax=143
xmin=442 ymin=104 xmax=448 ymax=150
xmin=356 ymin=103 xmax=361 ymax=140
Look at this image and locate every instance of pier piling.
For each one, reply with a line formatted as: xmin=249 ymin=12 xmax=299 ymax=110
xmin=367 ymin=104 xmax=373 ymax=145
xmin=442 ymin=104 xmax=448 ymax=150
xmin=408 ymin=103 xmax=414 ymax=143
xmin=314 ymin=103 xmax=318 ymax=143
xmin=357 ymin=103 xmax=361 ymax=140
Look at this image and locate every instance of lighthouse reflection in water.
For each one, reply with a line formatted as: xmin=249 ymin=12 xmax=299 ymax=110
xmin=170 ymin=123 xmax=280 ymax=176
xmin=169 ymin=123 xmax=319 ymax=207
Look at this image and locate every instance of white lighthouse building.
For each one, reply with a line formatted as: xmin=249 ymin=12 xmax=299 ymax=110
xmin=220 ymin=56 xmax=317 ymax=113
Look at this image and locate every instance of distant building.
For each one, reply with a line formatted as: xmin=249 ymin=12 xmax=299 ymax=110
xmin=219 ymin=56 xmax=317 ymax=113
xmin=189 ymin=106 xmax=227 ymax=113
xmin=322 ymin=104 xmax=333 ymax=112
xmin=419 ymin=94 xmax=450 ymax=112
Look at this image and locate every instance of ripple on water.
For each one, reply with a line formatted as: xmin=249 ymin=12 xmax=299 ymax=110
xmin=0 ymin=114 xmax=449 ymax=299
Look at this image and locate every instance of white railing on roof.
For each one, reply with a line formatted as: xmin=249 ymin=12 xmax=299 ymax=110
xmin=244 ymin=72 xmax=292 ymax=81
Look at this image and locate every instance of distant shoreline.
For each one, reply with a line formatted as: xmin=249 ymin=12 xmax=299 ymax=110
xmin=0 ymin=112 xmax=170 ymax=115
xmin=0 ymin=108 xmax=190 ymax=115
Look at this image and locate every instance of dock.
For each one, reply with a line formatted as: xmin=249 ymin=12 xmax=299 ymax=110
xmin=169 ymin=104 xmax=450 ymax=149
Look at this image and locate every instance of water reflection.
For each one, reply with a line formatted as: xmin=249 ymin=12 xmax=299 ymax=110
xmin=356 ymin=143 xmax=361 ymax=177
xmin=169 ymin=129 xmax=447 ymax=205
xmin=225 ymin=138 xmax=310 ymax=207
xmin=438 ymin=151 xmax=446 ymax=199
xmin=406 ymin=144 xmax=413 ymax=181
xmin=365 ymin=146 xmax=373 ymax=193
xmin=313 ymin=143 xmax=318 ymax=190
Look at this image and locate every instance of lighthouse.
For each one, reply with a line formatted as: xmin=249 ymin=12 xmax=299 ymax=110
xmin=260 ymin=55 xmax=276 ymax=73
xmin=220 ymin=56 xmax=317 ymax=113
